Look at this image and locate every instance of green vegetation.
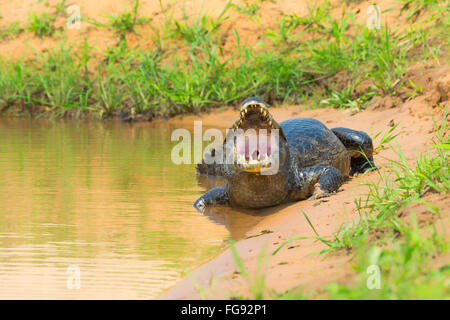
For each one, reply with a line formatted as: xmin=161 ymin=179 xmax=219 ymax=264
xmin=27 ymin=12 xmax=56 ymax=37
xmin=229 ymin=242 xmax=270 ymax=299
xmin=233 ymin=1 xmax=262 ymax=17
xmin=55 ymin=0 xmax=68 ymax=16
xmin=326 ymin=216 xmax=448 ymax=299
xmin=0 ymin=1 xmax=448 ymax=119
xmin=84 ymin=0 xmax=150 ymax=35
xmin=228 ymin=110 xmax=449 ymax=299
xmin=399 ymin=0 xmax=449 ymax=21
xmin=108 ymin=0 xmax=150 ymax=34
xmin=0 ymin=22 xmax=22 ymax=40
xmin=171 ymin=3 xmax=232 ymax=45
xmin=232 ymin=0 xmax=277 ymax=18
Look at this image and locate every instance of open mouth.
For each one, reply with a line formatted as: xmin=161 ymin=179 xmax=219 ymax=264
xmin=228 ymin=100 xmax=286 ymax=173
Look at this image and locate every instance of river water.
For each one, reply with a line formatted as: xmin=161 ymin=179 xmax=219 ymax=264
xmin=0 ymin=118 xmax=267 ymax=299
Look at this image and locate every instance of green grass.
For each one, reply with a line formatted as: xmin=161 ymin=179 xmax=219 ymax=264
xmin=0 ymin=1 xmax=448 ymax=119
xmin=233 ymin=1 xmax=262 ymax=17
xmin=326 ymin=216 xmax=449 ymax=299
xmin=0 ymin=36 xmax=314 ymax=118
xmin=27 ymin=12 xmax=56 ymax=38
xmin=108 ymin=0 xmax=150 ymax=34
xmin=373 ymin=122 xmax=402 ymax=154
xmin=319 ymin=85 xmax=376 ymax=113
xmin=228 ymin=242 xmax=270 ymax=300
xmin=0 ymin=22 xmax=22 ymax=40
xmin=399 ymin=0 xmax=449 ymax=22
xmin=171 ymin=3 xmax=232 ymax=45
xmin=84 ymin=0 xmax=150 ymax=36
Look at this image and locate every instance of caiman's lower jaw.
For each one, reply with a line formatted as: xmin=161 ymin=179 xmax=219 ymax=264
xmin=229 ymin=101 xmax=287 ymax=173
xmin=232 ymin=150 xmax=280 ymax=172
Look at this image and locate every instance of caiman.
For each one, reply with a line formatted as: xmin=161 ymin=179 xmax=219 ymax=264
xmin=194 ymin=97 xmax=374 ymax=212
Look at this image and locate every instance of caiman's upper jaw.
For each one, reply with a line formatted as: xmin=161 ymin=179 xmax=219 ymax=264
xmin=227 ymin=100 xmax=288 ymax=173
xmin=231 ymin=101 xmax=282 ymax=132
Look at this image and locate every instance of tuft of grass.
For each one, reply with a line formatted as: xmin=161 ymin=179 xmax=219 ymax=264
xmin=108 ymin=0 xmax=150 ymax=34
xmin=84 ymin=0 xmax=150 ymax=36
xmin=367 ymin=27 xmax=407 ymax=95
xmin=0 ymin=22 xmax=22 ymax=40
xmin=229 ymin=241 xmax=270 ymax=300
xmin=0 ymin=60 xmax=35 ymax=113
xmin=27 ymin=13 xmax=56 ymax=38
xmin=233 ymin=0 xmax=277 ymax=18
xmin=405 ymin=79 xmax=424 ymax=100
xmin=399 ymin=0 xmax=448 ymax=22
xmin=171 ymin=2 xmax=232 ymax=45
xmin=319 ymin=86 xmax=377 ymax=112
xmin=233 ymin=1 xmax=261 ymax=17
xmin=373 ymin=122 xmax=402 ymax=154
xmin=55 ymin=0 xmax=68 ymax=17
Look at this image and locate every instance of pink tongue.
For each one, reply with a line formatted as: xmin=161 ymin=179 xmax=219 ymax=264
xmin=245 ymin=137 xmax=251 ymax=161
xmin=236 ymin=137 xmax=245 ymax=157
xmin=259 ymin=135 xmax=273 ymax=156
xmin=235 ymin=135 xmax=274 ymax=161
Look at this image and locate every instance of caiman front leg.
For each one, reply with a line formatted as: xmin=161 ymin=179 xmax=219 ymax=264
xmin=288 ymin=166 xmax=344 ymax=201
xmin=193 ymin=185 xmax=230 ymax=213
xmin=196 ymin=148 xmax=226 ymax=177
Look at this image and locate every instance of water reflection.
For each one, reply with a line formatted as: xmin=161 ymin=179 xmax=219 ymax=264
xmin=0 ymin=119 xmax=232 ymax=299
xmin=194 ymin=175 xmax=283 ymax=239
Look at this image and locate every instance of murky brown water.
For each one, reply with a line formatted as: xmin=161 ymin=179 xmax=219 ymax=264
xmin=0 ymin=118 xmax=265 ymax=299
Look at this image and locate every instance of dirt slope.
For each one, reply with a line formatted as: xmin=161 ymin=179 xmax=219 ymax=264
xmin=0 ymin=0 xmax=426 ymax=59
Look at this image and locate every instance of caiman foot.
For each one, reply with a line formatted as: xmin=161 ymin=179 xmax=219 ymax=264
xmin=309 ymin=183 xmax=332 ymax=200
